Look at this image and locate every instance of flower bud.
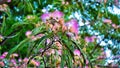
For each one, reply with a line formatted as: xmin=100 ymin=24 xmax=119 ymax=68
xmin=30 ymin=59 xmax=40 ymax=66
xmin=7 ymin=0 xmax=11 ymax=2
xmin=112 ymin=24 xmax=119 ymax=29
xmin=1 ymin=52 xmax=8 ymax=59
xmin=10 ymin=53 xmax=18 ymax=59
xmin=103 ymin=19 xmax=112 ymax=24
xmin=23 ymin=58 xmax=29 ymax=63
xmin=25 ymin=31 xmax=32 ymax=38
xmin=55 ymin=42 xmax=62 ymax=50
xmin=74 ymin=49 xmax=80 ymax=56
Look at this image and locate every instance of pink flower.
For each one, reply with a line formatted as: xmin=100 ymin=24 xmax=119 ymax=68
xmin=41 ymin=13 xmax=51 ymax=22
xmin=10 ymin=59 xmax=17 ymax=65
xmin=55 ymin=42 xmax=62 ymax=50
xmin=74 ymin=49 xmax=80 ymax=56
xmin=86 ymin=60 xmax=89 ymax=65
xmin=25 ymin=31 xmax=32 ymax=37
xmin=103 ymin=19 xmax=112 ymax=24
xmin=45 ymin=49 xmax=55 ymax=56
xmin=31 ymin=36 xmax=37 ymax=41
xmin=0 ymin=61 xmax=4 ymax=67
xmin=66 ymin=19 xmax=79 ymax=35
xmin=57 ymin=50 xmax=62 ymax=55
xmin=12 ymin=53 xmax=18 ymax=57
xmin=0 ymin=56 xmax=5 ymax=59
xmin=1 ymin=52 xmax=8 ymax=59
xmin=85 ymin=36 xmax=96 ymax=43
xmin=85 ymin=66 xmax=89 ymax=68
xmin=112 ymin=24 xmax=119 ymax=29
xmin=10 ymin=53 xmax=18 ymax=58
xmin=18 ymin=58 xmax=22 ymax=62
xmin=35 ymin=61 xmax=40 ymax=66
xmin=50 ymin=49 xmax=55 ymax=54
xmin=40 ymin=10 xmax=64 ymax=22
xmin=30 ymin=60 xmax=40 ymax=66
xmin=39 ymin=48 xmax=44 ymax=53
xmin=23 ymin=58 xmax=29 ymax=63
xmin=36 ymin=34 xmax=44 ymax=39
xmin=97 ymin=56 xmax=105 ymax=60
xmin=7 ymin=0 xmax=11 ymax=2
xmin=52 ymin=10 xmax=64 ymax=19
xmin=46 ymin=39 xmax=51 ymax=45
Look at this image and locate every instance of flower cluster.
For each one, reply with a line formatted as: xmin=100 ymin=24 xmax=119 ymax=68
xmin=41 ymin=10 xmax=79 ymax=37
xmin=25 ymin=30 xmax=44 ymax=41
xmin=103 ymin=19 xmax=120 ymax=29
xmin=21 ymin=10 xmax=107 ymax=68
xmin=0 ymin=4 xmax=8 ymax=12
xmin=0 ymin=52 xmax=40 ymax=67
xmin=84 ymin=36 xmax=96 ymax=43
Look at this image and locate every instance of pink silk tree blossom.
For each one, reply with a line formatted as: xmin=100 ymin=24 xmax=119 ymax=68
xmin=25 ymin=31 xmax=32 ymax=37
xmin=103 ymin=19 xmax=112 ymax=24
xmin=66 ymin=19 xmax=79 ymax=35
xmin=40 ymin=10 xmax=64 ymax=23
xmin=7 ymin=0 xmax=11 ymax=2
xmin=85 ymin=36 xmax=96 ymax=43
xmin=52 ymin=10 xmax=64 ymax=19
xmin=74 ymin=49 xmax=81 ymax=56
xmin=41 ymin=13 xmax=51 ymax=22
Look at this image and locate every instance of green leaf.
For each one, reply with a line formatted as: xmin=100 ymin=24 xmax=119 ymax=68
xmin=11 ymin=22 xmax=29 ymax=29
xmin=8 ymin=38 xmax=30 ymax=56
xmin=67 ymin=55 xmax=73 ymax=68
xmin=61 ymin=53 xmax=65 ymax=68
xmin=1 ymin=16 xmax=6 ymax=34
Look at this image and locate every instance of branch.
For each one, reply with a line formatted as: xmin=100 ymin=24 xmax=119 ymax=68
xmin=71 ymin=40 xmax=87 ymax=66
xmin=27 ymin=39 xmax=54 ymax=67
xmin=0 ymin=29 xmax=20 ymax=45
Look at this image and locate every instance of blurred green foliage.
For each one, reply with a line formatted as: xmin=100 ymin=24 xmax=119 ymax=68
xmin=0 ymin=0 xmax=120 ymax=67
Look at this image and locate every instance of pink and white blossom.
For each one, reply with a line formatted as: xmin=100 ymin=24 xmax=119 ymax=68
xmin=103 ymin=19 xmax=112 ymax=24
xmin=74 ymin=49 xmax=80 ymax=56
xmin=85 ymin=36 xmax=96 ymax=43
xmin=66 ymin=19 xmax=79 ymax=35
xmin=25 ymin=31 xmax=32 ymax=37
xmin=41 ymin=10 xmax=63 ymax=23
xmin=41 ymin=13 xmax=51 ymax=22
xmin=52 ymin=10 xmax=64 ymax=19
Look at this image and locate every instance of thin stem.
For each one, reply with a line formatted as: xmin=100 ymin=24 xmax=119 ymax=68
xmin=27 ymin=39 xmax=54 ymax=65
xmin=71 ymin=40 xmax=87 ymax=67
xmin=0 ymin=29 xmax=20 ymax=45
xmin=43 ymin=56 xmax=47 ymax=68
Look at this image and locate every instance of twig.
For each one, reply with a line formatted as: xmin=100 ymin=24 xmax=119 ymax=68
xmin=43 ymin=56 xmax=47 ymax=68
xmin=71 ymin=40 xmax=87 ymax=67
xmin=90 ymin=35 xmax=107 ymax=55
xmin=27 ymin=39 xmax=54 ymax=66
xmin=90 ymin=44 xmax=101 ymax=55
xmin=58 ymin=39 xmax=75 ymax=62
xmin=0 ymin=29 xmax=20 ymax=45
xmin=41 ymin=40 xmax=54 ymax=56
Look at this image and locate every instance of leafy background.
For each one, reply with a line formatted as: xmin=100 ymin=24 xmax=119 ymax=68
xmin=0 ymin=0 xmax=120 ymax=68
